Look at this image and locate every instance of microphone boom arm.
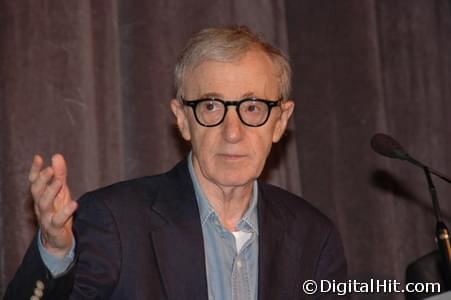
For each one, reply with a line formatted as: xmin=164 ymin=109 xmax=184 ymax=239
xmin=403 ymin=154 xmax=451 ymax=185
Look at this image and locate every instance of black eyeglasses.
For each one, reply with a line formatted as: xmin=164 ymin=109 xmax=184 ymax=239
xmin=181 ymin=97 xmax=282 ymax=127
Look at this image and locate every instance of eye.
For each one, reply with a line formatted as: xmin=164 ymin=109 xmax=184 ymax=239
xmin=205 ymin=101 xmax=216 ymax=111
xmin=246 ymin=104 xmax=259 ymax=112
xmin=242 ymin=101 xmax=264 ymax=113
xmin=200 ymin=100 xmax=222 ymax=112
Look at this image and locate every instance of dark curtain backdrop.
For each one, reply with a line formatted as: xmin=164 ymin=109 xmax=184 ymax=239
xmin=1 ymin=1 xmax=450 ymax=299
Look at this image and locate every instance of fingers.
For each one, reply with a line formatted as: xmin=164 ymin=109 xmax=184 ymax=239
xmin=30 ymin=166 xmax=55 ymax=200
xmin=30 ymin=153 xmax=69 ymax=201
xmin=28 ymin=154 xmax=44 ymax=182
xmin=51 ymin=153 xmax=68 ymax=184
xmin=36 ymin=179 xmax=62 ymax=216
xmin=51 ymin=201 xmax=78 ymax=229
xmin=29 ymin=155 xmax=72 ymax=223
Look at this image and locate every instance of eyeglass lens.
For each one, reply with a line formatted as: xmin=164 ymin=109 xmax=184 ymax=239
xmin=196 ymin=99 xmax=270 ymax=126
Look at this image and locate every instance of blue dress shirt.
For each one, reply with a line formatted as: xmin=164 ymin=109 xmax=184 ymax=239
xmin=187 ymin=153 xmax=259 ymax=300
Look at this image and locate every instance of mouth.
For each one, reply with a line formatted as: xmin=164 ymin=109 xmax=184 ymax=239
xmin=218 ymin=154 xmax=247 ymax=161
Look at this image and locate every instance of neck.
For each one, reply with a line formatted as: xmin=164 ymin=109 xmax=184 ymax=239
xmin=206 ymin=184 xmax=254 ymax=231
xmin=192 ymin=160 xmax=254 ymax=232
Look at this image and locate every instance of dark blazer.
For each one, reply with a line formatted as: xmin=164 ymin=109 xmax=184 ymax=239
xmin=5 ymin=159 xmax=347 ymax=299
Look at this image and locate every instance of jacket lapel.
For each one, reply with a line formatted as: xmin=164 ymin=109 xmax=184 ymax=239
xmin=147 ymin=160 xmax=209 ymax=300
xmin=257 ymin=182 xmax=306 ymax=300
xmin=145 ymin=160 xmax=309 ymax=299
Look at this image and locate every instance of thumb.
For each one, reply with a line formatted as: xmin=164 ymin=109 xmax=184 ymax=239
xmin=51 ymin=153 xmax=68 ymax=184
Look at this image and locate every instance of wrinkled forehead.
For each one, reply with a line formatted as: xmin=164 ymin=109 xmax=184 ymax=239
xmin=183 ymin=50 xmax=280 ymax=99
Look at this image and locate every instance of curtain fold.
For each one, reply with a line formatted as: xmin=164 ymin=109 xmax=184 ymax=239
xmin=286 ymin=0 xmax=451 ymax=298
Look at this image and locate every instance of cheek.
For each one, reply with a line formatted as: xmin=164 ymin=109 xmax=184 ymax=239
xmin=257 ymin=123 xmax=277 ymax=149
xmin=186 ymin=115 xmax=207 ymax=147
xmin=250 ymin=133 xmax=274 ymax=162
xmin=189 ymin=127 xmax=215 ymax=157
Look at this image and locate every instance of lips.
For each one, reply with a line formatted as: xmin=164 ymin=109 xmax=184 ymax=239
xmin=218 ymin=153 xmax=247 ymax=160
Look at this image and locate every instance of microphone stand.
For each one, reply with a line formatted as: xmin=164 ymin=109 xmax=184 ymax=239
xmin=423 ymin=166 xmax=451 ymax=289
xmin=371 ymin=133 xmax=451 ymax=292
xmin=405 ymin=155 xmax=451 ymax=185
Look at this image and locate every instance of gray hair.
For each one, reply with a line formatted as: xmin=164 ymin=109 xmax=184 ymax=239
xmin=174 ymin=26 xmax=292 ymax=100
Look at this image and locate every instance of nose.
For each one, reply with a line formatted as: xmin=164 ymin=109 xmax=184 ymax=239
xmin=222 ymin=107 xmax=244 ymax=143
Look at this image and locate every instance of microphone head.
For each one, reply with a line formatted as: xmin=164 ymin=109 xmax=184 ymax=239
xmin=371 ymin=133 xmax=409 ymax=160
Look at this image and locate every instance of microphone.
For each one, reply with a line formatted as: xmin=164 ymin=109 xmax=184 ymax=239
xmin=371 ymin=133 xmax=451 ymax=288
xmin=370 ymin=133 xmax=410 ymax=160
xmin=371 ymin=133 xmax=451 ymax=184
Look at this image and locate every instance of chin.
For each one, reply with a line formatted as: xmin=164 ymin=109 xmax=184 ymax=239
xmin=209 ymin=169 xmax=257 ymax=188
xmin=195 ymin=155 xmax=261 ymax=187
xmin=213 ymin=178 xmax=254 ymax=188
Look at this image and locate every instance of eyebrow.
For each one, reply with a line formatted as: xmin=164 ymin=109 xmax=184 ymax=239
xmin=198 ymin=92 xmax=223 ymax=99
xmin=198 ymin=92 xmax=258 ymax=99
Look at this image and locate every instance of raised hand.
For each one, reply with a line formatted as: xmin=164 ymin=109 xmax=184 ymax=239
xmin=29 ymin=154 xmax=78 ymax=257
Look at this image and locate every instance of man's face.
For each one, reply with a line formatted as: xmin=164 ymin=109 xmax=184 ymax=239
xmin=171 ymin=49 xmax=294 ymax=189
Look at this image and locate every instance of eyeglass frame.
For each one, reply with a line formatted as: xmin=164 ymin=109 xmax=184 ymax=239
xmin=181 ymin=96 xmax=283 ymax=127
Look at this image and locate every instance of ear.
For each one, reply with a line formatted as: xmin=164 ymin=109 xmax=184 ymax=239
xmin=170 ymin=99 xmax=191 ymax=141
xmin=272 ymin=100 xmax=295 ymax=143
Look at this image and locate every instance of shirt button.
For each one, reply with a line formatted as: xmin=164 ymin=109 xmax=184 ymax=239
xmin=35 ymin=280 xmax=44 ymax=290
xmin=236 ymin=260 xmax=242 ymax=269
xmin=34 ymin=287 xmax=44 ymax=297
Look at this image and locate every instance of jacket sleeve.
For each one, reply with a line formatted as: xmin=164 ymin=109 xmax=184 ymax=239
xmin=3 ymin=192 xmax=122 ymax=300
xmin=3 ymin=233 xmax=77 ymax=300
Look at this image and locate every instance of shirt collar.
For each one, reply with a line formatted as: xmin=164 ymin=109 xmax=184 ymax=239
xmin=187 ymin=152 xmax=259 ymax=234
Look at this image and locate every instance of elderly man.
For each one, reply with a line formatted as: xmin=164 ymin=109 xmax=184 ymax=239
xmin=5 ymin=26 xmax=346 ymax=299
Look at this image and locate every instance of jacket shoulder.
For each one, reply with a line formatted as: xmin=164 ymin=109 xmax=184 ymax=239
xmin=79 ymin=175 xmax=161 ymax=205
xmin=78 ymin=159 xmax=190 ymax=208
xmin=258 ymin=182 xmax=347 ymax=281
xmin=258 ymin=181 xmax=334 ymax=228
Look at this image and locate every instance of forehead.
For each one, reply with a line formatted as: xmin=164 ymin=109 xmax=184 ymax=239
xmin=183 ymin=50 xmax=280 ymax=99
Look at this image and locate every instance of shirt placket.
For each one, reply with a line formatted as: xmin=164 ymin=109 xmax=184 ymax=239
xmin=209 ymin=211 xmax=257 ymax=300
xmin=232 ymin=223 xmax=255 ymax=300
